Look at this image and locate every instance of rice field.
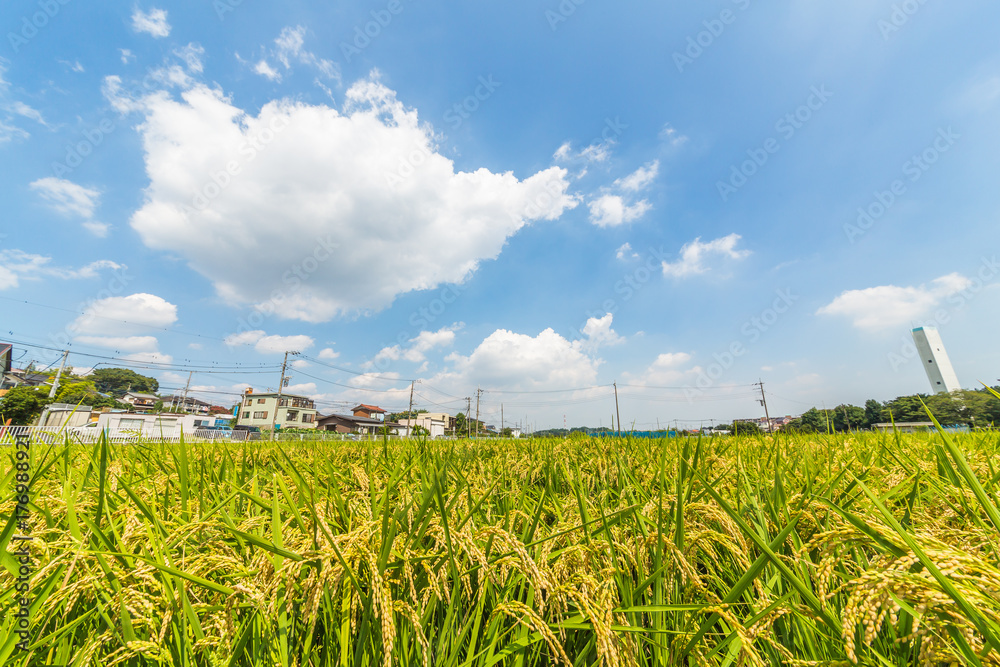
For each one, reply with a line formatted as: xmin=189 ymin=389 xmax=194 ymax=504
xmin=2 ymin=423 xmax=1000 ymax=666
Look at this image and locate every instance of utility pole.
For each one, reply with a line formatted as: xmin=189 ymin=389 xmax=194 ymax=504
xmin=407 ymin=380 xmax=416 ymax=437
xmin=756 ymin=380 xmax=773 ymax=434
xmin=180 ymin=371 xmax=193 ymax=414
xmin=475 ymin=388 xmax=482 ymax=438
xmin=48 ymin=350 xmax=69 ymax=399
xmin=466 ymin=397 xmax=472 ymax=437
xmin=270 ymin=351 xmax=298 ymax=441
xmin=613 ymin=381 xmax=621 ymax=437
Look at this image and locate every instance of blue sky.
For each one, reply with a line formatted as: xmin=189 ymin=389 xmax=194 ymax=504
xmin=2 ymin=0 xmax=999 ymax=430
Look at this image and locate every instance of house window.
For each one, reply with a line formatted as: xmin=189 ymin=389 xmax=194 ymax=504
xmin=254 ymin=411 xmax=268 ymax=419
xmin=245 ymin=398 xmax=253 ymax=406
xmin=287 ymin=411 xmax=299 ymax=421
xmin=302 ymin=413 xmax=314 ymax=423
xmin=243 ymin=412 xmax=250 ymax=419
xmin=257 ymin=398 xmax=266 ymax=404
xmin=119 ymin=418 xmax=145 ymax=430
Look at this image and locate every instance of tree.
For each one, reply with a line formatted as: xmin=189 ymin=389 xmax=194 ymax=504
xmin=501 ymin=427 xmax=513 ymax=437
xmin=454 ymin=412 xmax=468 ymax=436
xmin=732 ymin=421 xmax=763 ymax=436
xmin=831 ymin=404 xmax=866 ymax=432
xmin=91 ymin=368 xmax=159 ymax=398
xmin=785 ymin=408 xmax=830 ymax=433
xmin=0 ymin=386 xmax=50 ymax=424
xmin=54 ymin=379 xmax=123 ymax=410
xmin=863 ymin=399 xmax=884 ymax=428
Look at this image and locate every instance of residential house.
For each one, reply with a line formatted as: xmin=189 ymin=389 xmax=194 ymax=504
xmin=421 ymin=412 xmax=456 ymax=432
xmin=37 ymin=403 xmax=93 ymax=429
xmin=398 ymin=415 xmax=447 ymax=438
xmin=94 ymin=412 xmax=213 ymax=437
xmin=122 ymin=392 xmax=160 ymax=414
xmin=316 ymin=413 xmax=405 ymax=435
xmin=163 ymin=395 xmax=212 ymax=415
xmin=238 ymin=391 xmax=318 ymax=430
xmin=352 ymin=404 xmax=387 ymax=421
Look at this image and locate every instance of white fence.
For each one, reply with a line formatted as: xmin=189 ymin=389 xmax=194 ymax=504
xmin=0 ymin=425 xmax=255 ymax=445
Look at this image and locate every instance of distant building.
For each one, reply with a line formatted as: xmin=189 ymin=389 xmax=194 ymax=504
xmin=316 ymin=413 xmax=405 ymax=435
xmin=122 ymin=392 xmax=160 ymax=414
xmin=399 ymin=416 xmax=447 ymax=438
xmin=238 ymin=391 xmax=318 ymax=430
xmin=163 ymin=395 xmax=212 ymax=415
xmin=352 ymin=404 xmax=387 ymax=421
xmin=912 ymin=327 xmax=961 ymax=394
xmin=421 ymin=412 xmax=456 ymax=432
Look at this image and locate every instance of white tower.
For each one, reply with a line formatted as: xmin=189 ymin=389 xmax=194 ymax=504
xmin=911 ymin=327 xmax=961 ymax=394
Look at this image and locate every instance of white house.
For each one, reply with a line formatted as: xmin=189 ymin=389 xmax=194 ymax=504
xmin=399 ymin=416 xmax=447 ymax=438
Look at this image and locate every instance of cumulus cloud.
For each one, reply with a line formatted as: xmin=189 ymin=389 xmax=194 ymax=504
xmin=132 ymin=8 xmax=171 ymax=37
xmin=0 ymin=250 xmax=123 ymax=289
xmin=72 ymin=293 xmax=178 ymax=336
xmin=587 ymin=161 xmax=658 ymax=227
xmin=29 ymin=177 xmax=109 ymax=236
xmin=318 ymin=347 xmax=340 ymax=360
xmin=589 ymin=195 xmax=652 ymax=227
xmin=621 ymin=352 xmax=700 ymax=388
xmin=431 ymin=314 xmax=622 ymax=391
xmin=69 ymin=293 xmax=177 ymax=363
xmin=126 ymin=74 xmax=577 ymax=321
xmin=615 ymin=243 xmax=639 ymax=261
xmin=224 ymin=330 xmax=315 ymax=354
xmin=372 ymin=325 xmax=459 ymax=366
xmin=816 ymin=273 xmax=973 ymax=331
xmin=661 ymin=234 xmax=750 ymax=278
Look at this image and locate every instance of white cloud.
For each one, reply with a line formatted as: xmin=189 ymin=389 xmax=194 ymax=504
xmin=431 ymin=315 xmax=621 ymax=391
xmin=173 ymin=43 xmax=205 ymax=73
xmin=223 ymin=330 xmax=315 ymax=354
xmin=75 ymin=335 xmax=161 ymax=352
xmin=588 ymin=194 xmax=651 ymax=227
xmin=82 ymin=222 xmax=111 ymax=238
xmin=254 ymin=60 xmax=281 ymax=82
xmin=622 ymin=352 xmax=700 ymax=388
xmin=30 ymin=177 xmax=99 ymax=217
xmin=132 ymin=7 xmax=171 ymax=38
xmin=253 ymin=26 xmax=341 ymax=85
xmin=615 ymin=243 xmax=639 ymax=261
xmin=59 ymin=59 xmax=85 ymax=73
xmin=615 ymin=160 xmax=659 ymax=192
xmin=127 ymin=75 xmax=577 ymax=321
xmin=440 ymin=327 xmax=601 ymax=391
xmin=30 ymin=178 xmax=109 ymax=236
xmin=318 ymin=347 xmax=340 ymax=360
xmin=72 ymin=293 xmax=178 ymax=336
xmin=659 ymin=124 xmax=688 ymax=147
xmin=69 ymin=293 xmax=177 ymax=363
xmin=816 ymin=273 xmax=973 ymax=331
xmin=0 ymin=250 xmax=123 ymax=289
xmin=579 ymin=313 xmax=625 ymax=351
xmin=120 ymin=49 xmax=135 ymax=64
xmin=9 ymin=101 xmax=46 ymax=126
xmin=372 ymin=325 xmax=458 ymax=366
xmin=661 ymin=234 xmax=751 ymax=278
